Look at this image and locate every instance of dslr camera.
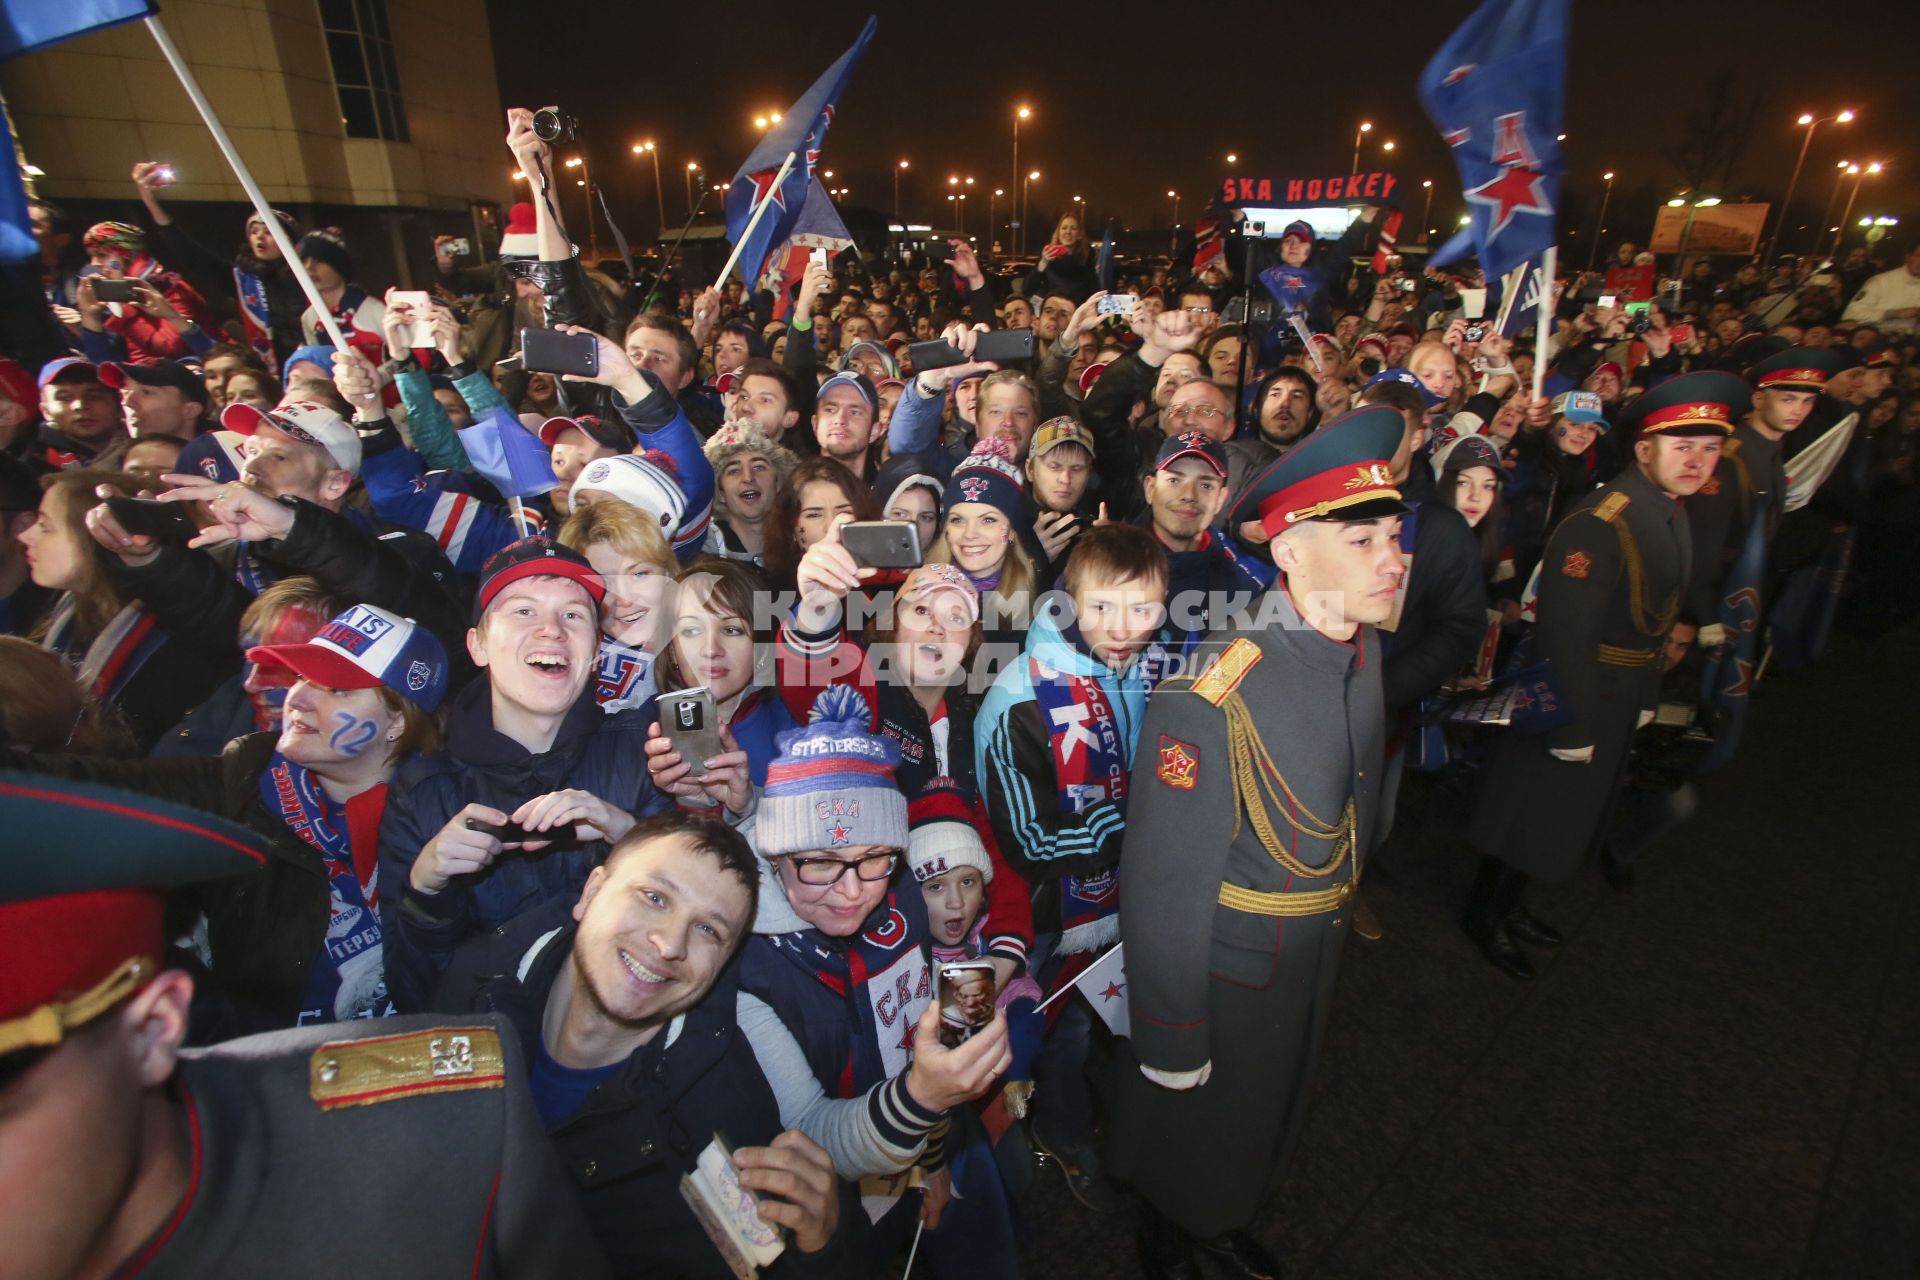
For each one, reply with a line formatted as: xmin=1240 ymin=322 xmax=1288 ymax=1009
xmin=531 ymin=107 xmax=579 ymax=144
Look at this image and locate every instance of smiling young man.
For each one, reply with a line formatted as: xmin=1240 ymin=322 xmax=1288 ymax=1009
xmin=1139 ymin=432 xmax=1274 ymax=655
xmin=1111 ymin=405 xmax=1407 ymax=1280
xmin=379 ymin=538 xmax=672 ymax=1011
xmin=1467 ymin=372 xmax=1749 ymax=980
xmin=435 ymin=813 xmax=864 ymax=1278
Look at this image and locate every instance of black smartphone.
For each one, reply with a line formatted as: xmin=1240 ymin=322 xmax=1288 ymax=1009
xmin=519 ymin=327 xmax=600 ymax=378
xmin=104 ymin=495 xmax=198 ymax=544
xmin=464 ymin=817 xmax=584 ymax=849
xmin=839 ymin=519 xmax=923 ymax=569
xmin=973 ymin=328 xmax=1035 ymax=363
xmin=92 ymin=278 xmax=140 ymax=303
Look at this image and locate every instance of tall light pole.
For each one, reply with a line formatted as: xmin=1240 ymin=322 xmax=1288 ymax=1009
xmin=1816 ymin=160 xmax=1852 ymax=255
xmin=989 ymin=188 xmax=1003 ymax=246
xmin=894 ymin=159 xmax=908 ymax=231
xmin=1765 ymin=108 xmax=1855 ymax=263
xmin=563 ymin=155 xmax=601 ymax=262
xmin=1832 ymin=162 xmax=1883 ymax=259
xmin=1419 ymin=179 xmax=1435 ymax=245
xmin=1167 ymin=189 xmax=1180 ymax=253
xmin=684 ymin=161 xmax=700 ymax=218
xmin=1023 ymin=170 xmax=1039 ymax=251
xmin=1351 ymin=121 xmax=1372 ymax=177
xmin=1586 ymin=171 xmax=1616 ymax=270
xmin=1013 ymin=104 xmax=1031 ymax=254
xmin=632 ymin=141 xmax=664 ymax=236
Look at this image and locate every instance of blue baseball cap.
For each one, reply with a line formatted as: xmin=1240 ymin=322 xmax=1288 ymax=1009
xmin=816 ymin=369 xmax=879 ymax=414
xmin=1366 ymin=367 xmax=1445 ymax=409
xmin=37 ymin=356 xmax=98 ymax=388
xmin=247 ymin=603 xmax=450 ymax=712
xmin=1550 ymin=390 xmax=1609 ymax=427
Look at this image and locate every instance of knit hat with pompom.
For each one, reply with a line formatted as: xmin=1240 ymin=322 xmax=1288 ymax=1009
xmin=755 ymin=686 xmax=909 ymax=857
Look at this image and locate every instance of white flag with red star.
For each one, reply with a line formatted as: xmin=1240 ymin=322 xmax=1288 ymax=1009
xmin=1071 ymin=944 xmax=1130 ymax=1038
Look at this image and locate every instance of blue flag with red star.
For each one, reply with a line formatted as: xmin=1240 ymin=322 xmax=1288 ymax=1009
xmin=1417 ymin=0 xmax=1567 ymax=279
xmin=723 ymin=16 xmax=876 ymax=288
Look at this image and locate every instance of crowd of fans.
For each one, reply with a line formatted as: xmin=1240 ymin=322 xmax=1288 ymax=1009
xmin=4 ymin=104 xmax=1917 ymax=1279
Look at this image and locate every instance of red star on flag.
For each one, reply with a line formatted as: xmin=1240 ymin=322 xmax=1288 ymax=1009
xmin=1099 ymin=982 xmax=1124 ymax=1001
xmin=748 ymin=168 xmax=788 ymax=215
xmin=1466 ymin=164 xmax=1552 ymax=237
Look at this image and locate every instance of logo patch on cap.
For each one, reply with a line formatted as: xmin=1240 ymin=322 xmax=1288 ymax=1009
xmin=583 ymin=460 xmax=612 ymax=485
xmin=407 ymin=660 xmax=431 ymax=692
xmin=959 ymin=476 xmax=988 ymax=503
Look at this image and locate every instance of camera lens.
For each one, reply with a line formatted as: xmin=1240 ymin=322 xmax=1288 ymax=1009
xmin=531 ymin=108 xmax=562 ymax=142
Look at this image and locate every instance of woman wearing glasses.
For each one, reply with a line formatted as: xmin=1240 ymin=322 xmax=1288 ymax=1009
xmin=735 ymin=687 xmax=1025 ymax=1278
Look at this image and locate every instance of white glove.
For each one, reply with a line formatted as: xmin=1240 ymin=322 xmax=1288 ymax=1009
xmin=1549 ymin=745 xmax=1595 ymax=764
xmin=1140 ymin=1061 xmax=1212 ymax=1091
xmin=1697 ymin=622 xmax=1728 ymax=648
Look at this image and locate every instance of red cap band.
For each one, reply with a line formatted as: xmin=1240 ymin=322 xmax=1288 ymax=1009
xmin=1257 ymin=460 xmax=1402 ymax=535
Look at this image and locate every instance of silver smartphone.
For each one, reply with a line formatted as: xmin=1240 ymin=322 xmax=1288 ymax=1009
xmin=659 ymin=686 xmax=726 ymax=777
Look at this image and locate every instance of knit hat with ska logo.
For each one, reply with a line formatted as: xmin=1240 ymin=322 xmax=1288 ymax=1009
xmin=756 ymin=686 xmax=909 ymax=858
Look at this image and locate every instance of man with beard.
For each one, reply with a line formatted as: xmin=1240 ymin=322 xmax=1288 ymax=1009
xmin=811 ymin=371 xmax=883 ymax=484
xmin=1465 ymin=372 xmax=1745 ymax=979
xmin=32 ymin=358 xmax=128 ymax=471
xmin=1109 ymin=406 xmax=1408 ymax=1279
xmin=1685 ymin=347 xmax=1848 ymax=629
xmin=1226 ymin=366 xmax=1319 ymax=497
xmin=435 ymin=813 xmax=864 ymax=1278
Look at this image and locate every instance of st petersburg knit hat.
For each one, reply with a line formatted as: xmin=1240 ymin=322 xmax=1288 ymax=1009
xmin=756 ymin=686 xmax=909 ymax=857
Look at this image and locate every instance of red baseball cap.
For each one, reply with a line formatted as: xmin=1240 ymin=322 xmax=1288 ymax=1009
xmin=474 ymin=537 xmax=604 ymax=621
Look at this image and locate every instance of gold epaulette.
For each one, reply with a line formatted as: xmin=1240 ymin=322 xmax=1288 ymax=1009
xmin=310 ymin=1025 xmax=506 ymax=1110
xmin=1190 ymin=637 xmax=1263 ymax=706
xmin=1592 ymin=492 xmax=1631 ymax=524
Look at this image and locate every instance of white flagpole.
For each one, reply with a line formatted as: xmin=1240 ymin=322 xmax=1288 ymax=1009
xmin=712 ymin=151 xmax=799 ymax=291
xmin=1531 ymin=244 xmax=1557 ymax=404
xmin=143 ymin=16 xmax=351 ymax=352
xmin=1033 ymin=943 xmax=1123 ymax=1014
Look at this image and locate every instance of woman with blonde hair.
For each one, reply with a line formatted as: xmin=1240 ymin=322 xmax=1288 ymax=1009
xmin=21 ymin=469 xmax=232 ymax=750
xmin=558 ymin=497 xmax=677 ymax=712
xmin=1027 ymin=212 xmax=1098 ymax=303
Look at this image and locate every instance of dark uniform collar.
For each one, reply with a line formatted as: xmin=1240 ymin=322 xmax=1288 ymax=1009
xmin=1260 ymin=582 xmax=1368 ymax=677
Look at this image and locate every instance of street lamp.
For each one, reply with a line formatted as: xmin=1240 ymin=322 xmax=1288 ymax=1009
xmin=1832 ymin=161 xmax=1884 ymax=258
xmin=752 ymin=110 xmax=783 ymax=130
xmin=1586 ymin=170 xmax=1617 ymax=270
xmin=1351 ymin=121 xmax=1372 ymax=177
xmin=632 ymin=141 xmax=664 ymax=234
xmin=1023 ymin=169 xmax=1039 ymax=251
xmin=1013 ymin=104 xmax=1032 ymax=253
xmin=1419 ymin=179 xmax=1435 ymax=245
xmin=1226 ymin=152 xmax=1238 ymax=165
xmin=563 ymin=155 xmax=601 ymax=261
xmin=894 ymin=159 xmax=908 ymax=232
xmin=1382 ymin=140 xmax=1396 ymax=155
xmin=1765 ymin=108 xmax=1855 ymax=262
xmin=685 ymin=161 xmax=701 ymax=218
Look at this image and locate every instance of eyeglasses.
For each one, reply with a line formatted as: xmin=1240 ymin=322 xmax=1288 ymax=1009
xmin=1183 ymin=305 xmax=1215 ymax=315
xmin=1169 ymin=403 xmax=1225 ymax=421
xmin=790 ymin=851 xmax=899 ymax=886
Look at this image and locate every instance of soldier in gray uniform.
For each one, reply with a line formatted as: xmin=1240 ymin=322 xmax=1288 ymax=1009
xmin=1465 ymin=372 xmax=1749 ymax=978
xmin=0 ymin=771 xmax=610 ymax=1280
xmin=1105 ymin=406 xmax=1410 ymax=1280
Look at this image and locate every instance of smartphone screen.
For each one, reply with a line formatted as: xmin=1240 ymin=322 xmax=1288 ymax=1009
xmin=937 ymin=961 xmax=997 ymax=1048
xmin=1598 ymin=294 xmax=1618 ymax=309
xmin=661 ymin=686 xmax=725 ymax=777
xmin=388 ymin=290 xmax=433 ymax=347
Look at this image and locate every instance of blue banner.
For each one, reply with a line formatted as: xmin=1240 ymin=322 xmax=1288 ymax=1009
xmin=1417 ymin=0 xmax=1567 ymax=278
xmin=460 ymin=405 xmax=556 ymax=502
xmin=1694 ymin=500 xmax=1770 ymax=773
xmin=1 ymin=0 xmax=152 ymax=60
xmin=723 ymin=16 xmax=876 ymax=287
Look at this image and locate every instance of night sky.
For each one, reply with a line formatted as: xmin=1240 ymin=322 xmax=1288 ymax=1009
xmin=482 ymin=0 xmax=1920 ymax=257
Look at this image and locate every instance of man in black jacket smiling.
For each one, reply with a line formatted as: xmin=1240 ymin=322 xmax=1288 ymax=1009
xmin=435 ymin=812 xmax=863 ymax=1279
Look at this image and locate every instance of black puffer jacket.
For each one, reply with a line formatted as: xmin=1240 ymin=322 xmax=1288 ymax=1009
xmin=437 ymin=902 xmax=868 ymax=1280
xmin=107 ymin=496 xmax=469 ymax=679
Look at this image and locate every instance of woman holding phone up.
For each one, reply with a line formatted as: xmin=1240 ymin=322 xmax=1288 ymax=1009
xmin=640 ymin=556 xmax=796 ymax=802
